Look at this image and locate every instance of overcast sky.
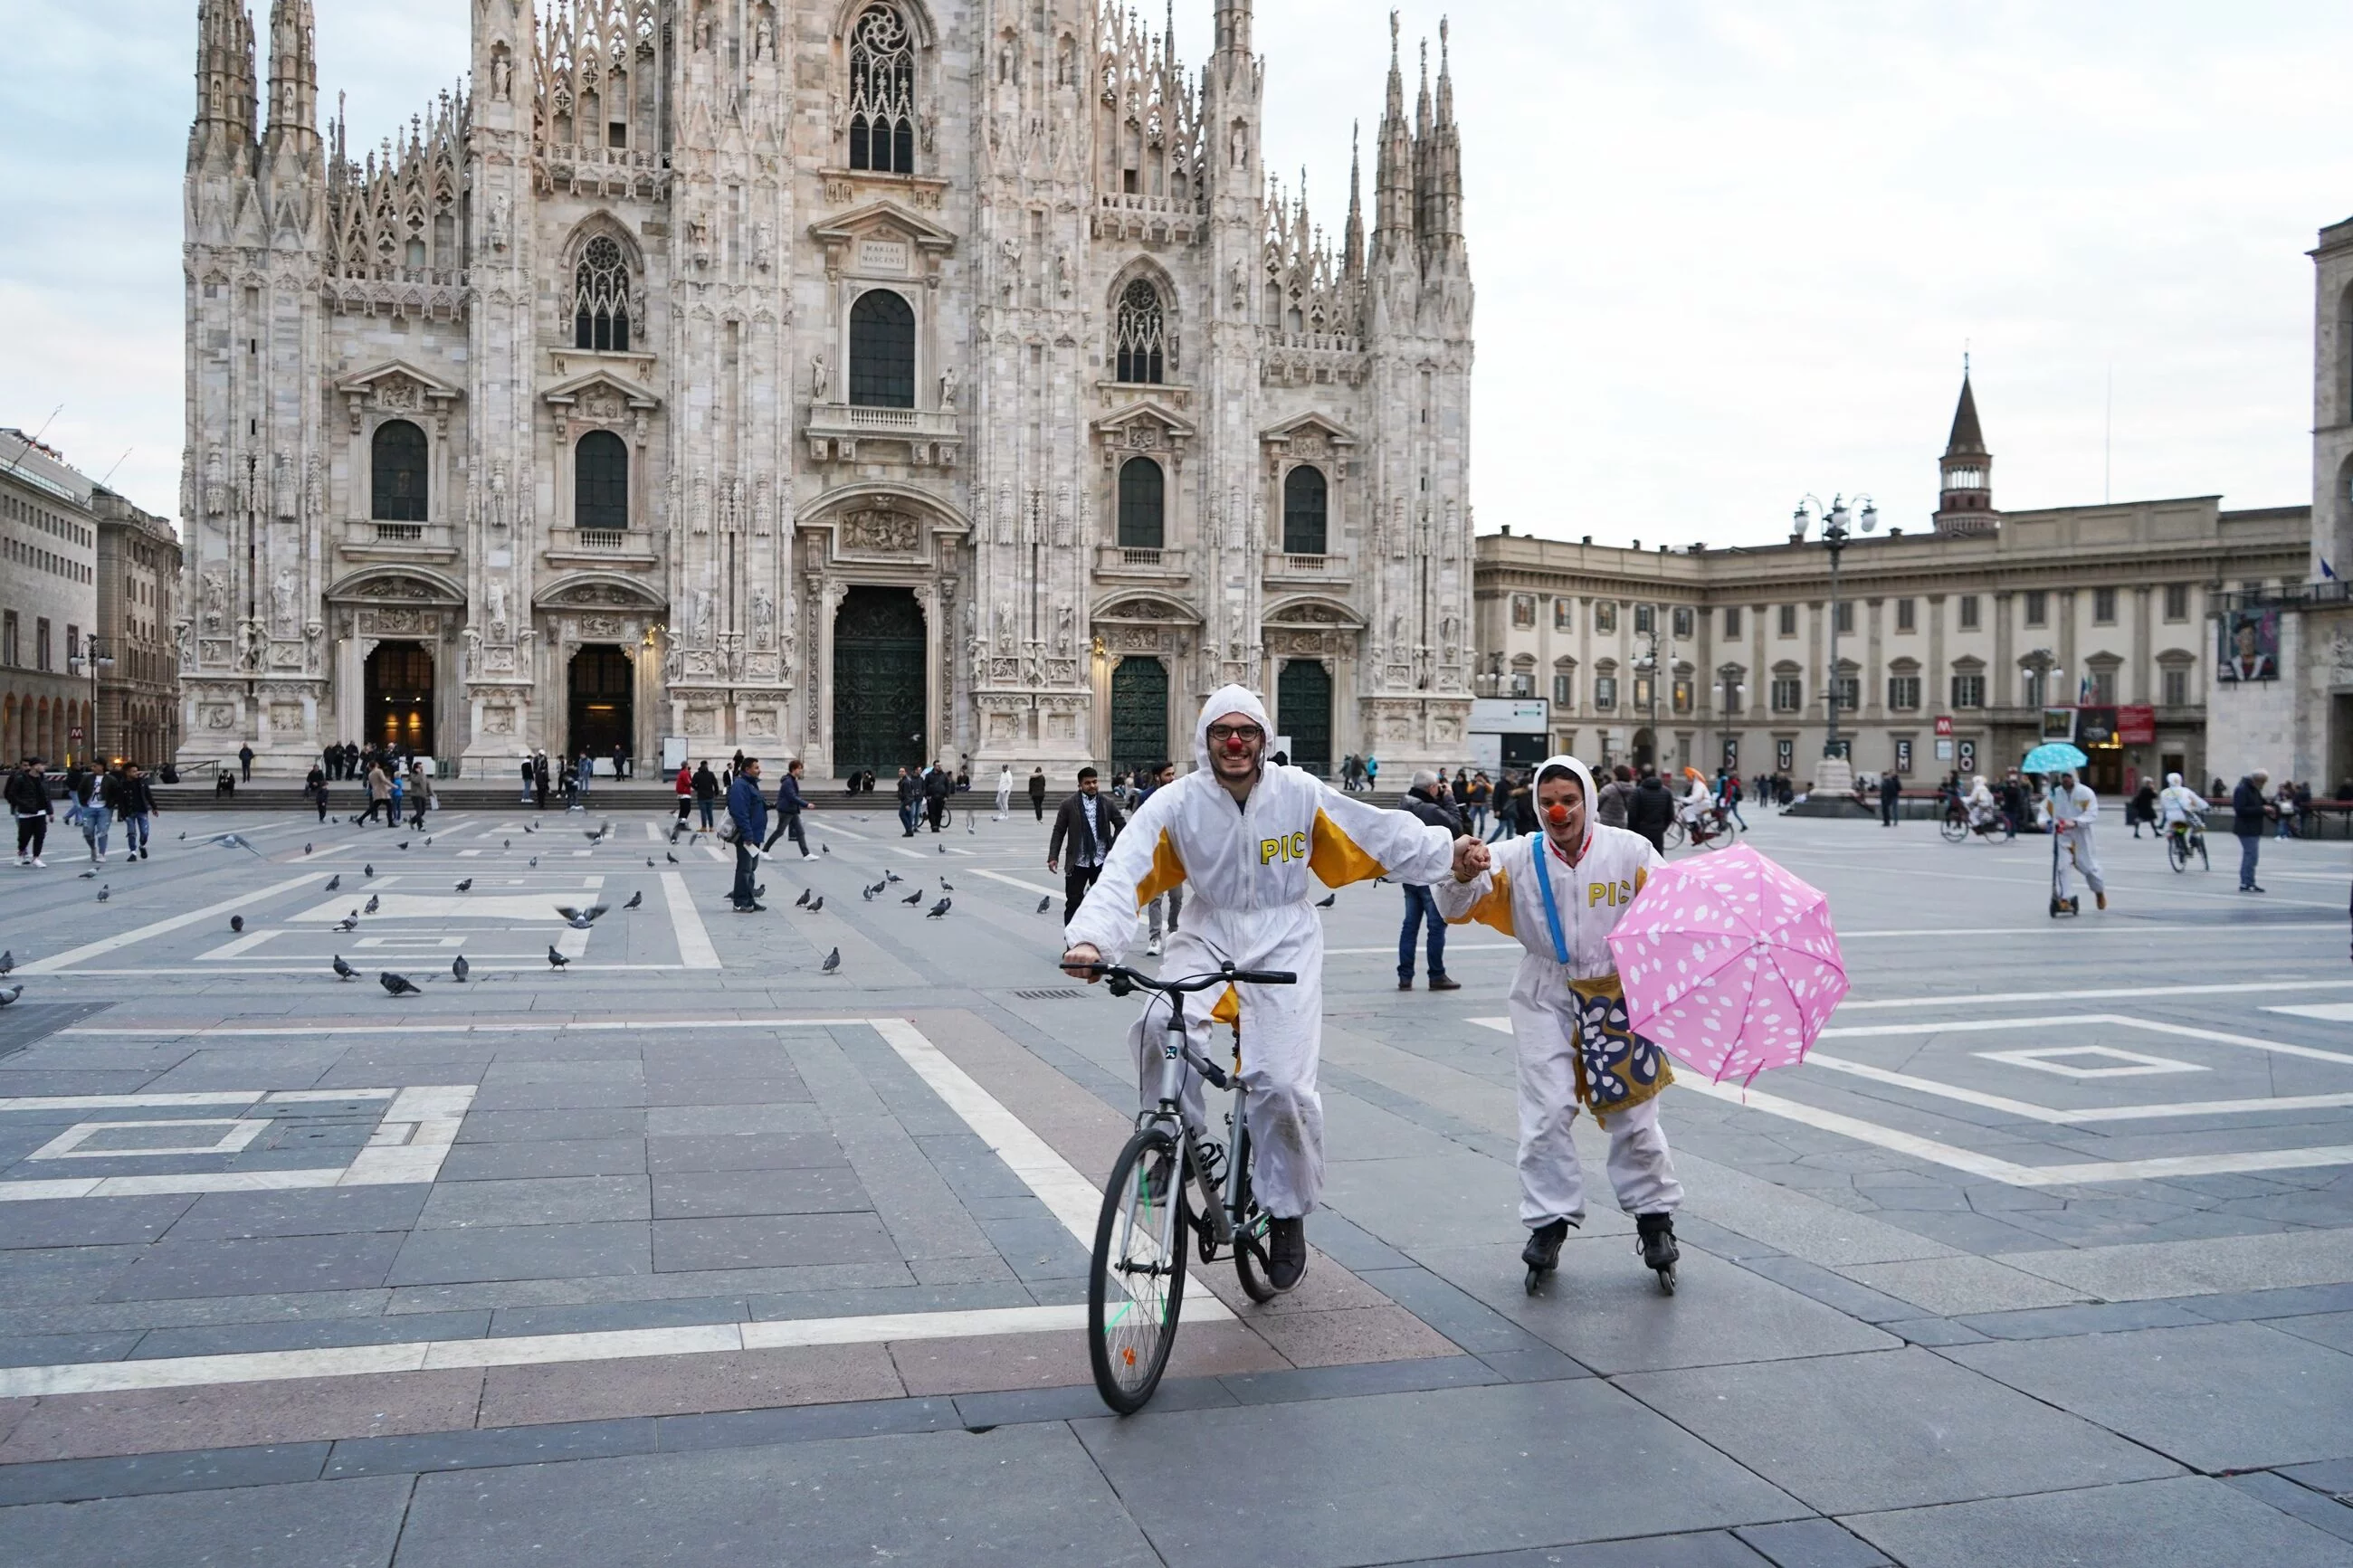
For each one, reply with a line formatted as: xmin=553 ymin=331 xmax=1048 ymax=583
xmin=4 ymin=1 xmax=2346 ymax=549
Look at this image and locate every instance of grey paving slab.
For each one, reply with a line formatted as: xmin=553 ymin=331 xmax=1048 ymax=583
xmin=1832 ymin=1253 xmax=2092 ymax=1316
xmin=131 ymin=1311 xmax=491 ymax=1360
xmin=2226 ymin=1472 xmax=2353 ymax=1547
xmin=2001 ymin=1231 xmax=2353 ymax=1303
xmin=1732 ymin=1517 xmax=1894 ymax=1567
xmin=1952 ymin=1298 xmax=2211 ymax=1340
xmin=0 ymin=1441 xmax=331 ymax=1506
xmin=1844 ymin=1477 xmax=2353 ymax=1568
xmin=100 ymin=1231 xmax=404 ymax=1301
xmin=393 ymin=1422 xmax=1158 ymax=1567
xmin=2173 ymin=1283 xmax=2353 ymax=1322
xmin=648 ymin=1165 xmax=872 ymax=1218
xmin=487 ymin=1296 xmax=749 ymax=1338
xmin=643 ymin=1131 xmax=843 ymax=1171
xmin=650 ymin=1394 xmax=959 ymax=1453
xmin=1076 ymin=1378 xmax=1803 ymax=1567
xmin=433 ymin=1137 xmax=647 ymax=1181
xmin=414 ymin=1174 xmax=652 ymax=1229
xmin=0 ymin=1330 xmax=142 ymax=1367
xmin=0 ymin=1197 xmax=194 ymax=1250
xmin=641 ymin=1103 xmax=825 ymax=1137
xmin=453 ymin=1108 xmax=646 ymax=1143
xmin=2283 ymin=1459 xmax=2353 ymax=1500
xmin=2273 ymin=1311 xmax=2353 ymax=1354
xmin=386 ymin=1220 xmax=651 ymax=1287
xmin=1945 ymin=1320 xmax=2353 ymax=1472
xmin=650 ymin=1212 xmax=902 ymax=1272
xmin=1378 ymin=1533 xmax=1774 ymax=1568
xmin=1411 ymin=1238 xmax=1899 ymax=1374
xmin=1618 ymin=1348 xmax=2182 ymax=1515
xmin=0 ymin=1472 xmax=413 ymax=1568
xmin=162 ymin=1186 xmax=428 ymax=1240
xmin=0 ymin=1246 xmax=137 ymax=1306
xmin=323 ymin=1418 xmax=660 ymax=1479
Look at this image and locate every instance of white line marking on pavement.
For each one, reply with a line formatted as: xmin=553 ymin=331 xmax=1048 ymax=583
xmin=970 ymin=868 xmax=1064 ymax=899
xmin=1836 ymin=979 xmax=2353 ymax=1012
xmin=62 ymin=1019 xmax=879 ymax=1038
xmin=0 ymin=1304 xmax=1097 ymax=1400
xmin=661 ymin=870 xmax=719 ymax=969
xmin=643 ymin=821 xmax=662 ymax=841
xmin=1803 ymin=1053 xmax=2353 ymax=1125
xmin=870 ymin=1016 xmax=1230 ymax=1324
xmin=701 ymin=843 xmax=728 ymax=861
xmin=1820 ymin=1012 xmax=2353 ymax=1068
xmin=15 ymin=876 xmax=326 ymax=974
xmin=2268 ymin=1003 xmax=2353 ymax=1022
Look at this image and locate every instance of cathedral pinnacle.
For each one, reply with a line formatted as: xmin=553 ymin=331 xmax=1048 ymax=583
xmin=265 ymin=0 xmax=319 ymax=155
xmin=191 ymin=0 xmax=258 ymax=160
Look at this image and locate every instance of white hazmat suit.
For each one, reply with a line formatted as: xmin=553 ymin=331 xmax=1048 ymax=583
xmin=2052 ymin=778 xmax=2106 ymax=904
xmin=2158 ymin=772 xmax=2204 ymax=829
xmin=1065 ymin=685 xmax=1457 ymax=1218
xmin=1434 ymin=755 xmax=1685 ymax=1230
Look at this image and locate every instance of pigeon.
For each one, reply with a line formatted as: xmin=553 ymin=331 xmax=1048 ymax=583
xmin=324 ymin=874 xmax=342 ymax=893
xmin=546 ymin=946 xmax=569 ymax=970
xmin=380 ymin=972 xmax=421 ymax=996
xmin=79 ymin=870 xmax=96 ymax=880
xmin=523 ymin=822 xmax=536 ymax=834
xmin=364 ymin=894 xmax=380 ymax=915
xmin=901 ymin=889 xmax=925 ymax=906
xmin=397 ymin=841 xmax=410 ymax=851
xmin=96 ymin=887 xmax=109 ymax=902
xmin=229 ymin=916 xmax=244 ymax=934
xmin=208 ymin=832 xmax=263 ymax=856
xmin=335 ymin=915 xmax=360 ymax=933
xmin=178 ymin=831 xmax=186 ymax=841
xmin=795 ymin=889 xmax=812 ymax=908
xmin=584 ymin=829 xmax=603 ymax=844
xmin=0 ymin=984 xmax=19 ymax=1006
xmin=454 ymin=879 xmax=472 ymax=893
xmin=940 ymin=879 xmax=954 ymax=891
xmin=504 ymin=839 xmax=512 ymax=849
xmin=1035 ymin=897 xmax=1051 ymax=914
xmin=645 ymin=857 xmax=655 ymax=868
xmin=424 ymin=837 xmax=433 ymax=847
xmin=304 ymin=842 xmax=313 ymax=855
xmin=807 ymin=895 xmax=824 ymax=913
xmin=665 ymin=851 xmax=679 ymax=864
xmin=554 ymin=905 xmax=609 ymax=929
xmin=332 ymin=955 xmax=357 ymax=981
xmin=862 ymin=884 xmax=878 ymax=902
xmin=821 ymin=947 xmax=841 ymax=974
xmin=623 ymin=890 xmax=643 ymax=911
xmin=821 ymin=844 xmax=830 ymax=854
xmin=1314 ymin=893 xmax=1337 ymax=908
xmin=926 ymin=897 xmax=951 ymax=918
xmin=0 ymin=951 xmax=12 ymax=975
xmin=529 ymin=856 xmax=539 ymax=868
xmin=938 ymin=844 xmax=947 ymax=854
xmin=452 ymin=955 xmax=470 ymax=984
xmin=885 ymin=870 xmax=902 ymax=884
xmin=364 ymin=863 xmax=375 ymax=877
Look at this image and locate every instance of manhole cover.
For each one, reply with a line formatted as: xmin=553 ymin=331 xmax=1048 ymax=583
xmin=1012 ymin=988 xmax=1082 ymax=1001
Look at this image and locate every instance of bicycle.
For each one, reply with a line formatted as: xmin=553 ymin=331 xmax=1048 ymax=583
xmin=1939 ymin=806 xmax=2016 ymax=844
xmin=1662 ymin=807 xmax=1738 ymax=852
xmin=1076 ymin=959 xmax=1299 ymax=1413
xmin=2164 ymin=818 xmax=2210 ymax=873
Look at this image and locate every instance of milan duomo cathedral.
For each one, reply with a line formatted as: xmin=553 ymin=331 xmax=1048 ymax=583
xmin=179 ymin=0 xmax=1472 ymax=780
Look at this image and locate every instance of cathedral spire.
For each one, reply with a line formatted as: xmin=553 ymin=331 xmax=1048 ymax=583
xmin=1214 ymin=0 xmax=1253 ymax=62
xmin=1412 ymin=36 xmax=1434 ymax=243
xmin=1343 ymin=120 xmax=1365 ymax=280
xmin=264 ymin=0 xmax=318 ymax=156
xmin=191 ymin=0 xmax=257 ymax=162
xmin=1428 ymin=17 xmax=1462 ymax=249
xmin=1372 ymin=12 xmax=1414 ymax=259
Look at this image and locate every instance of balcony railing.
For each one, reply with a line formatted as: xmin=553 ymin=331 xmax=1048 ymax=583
xmin=1263 ymin=550 xmax=1351 ymax=581
xmin=1095 ymin=544 xmax=1186 ymax=576
xmin=578 ymin=529 xmax=629 ymax=551
xmin=375 ymin=522 xmax=425 ymax=543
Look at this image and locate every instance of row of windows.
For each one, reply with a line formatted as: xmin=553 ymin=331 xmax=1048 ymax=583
xmin=0 ymin=613 xmax=76 ymax=673
xmin=1111 ymin=460 xmax=1330 ymax=554
xmin=1 ymin=493 xmax=92 ymax=549
xmin=1529 ymin=665 xmax=2196 ymax=716
xmin=4 ymin=537 xmax=92 ymax=583
xmin=370 ymin=418 xmax=629 ymax=532
xmin=1510 ymin=585 xmax=2206 ymax=640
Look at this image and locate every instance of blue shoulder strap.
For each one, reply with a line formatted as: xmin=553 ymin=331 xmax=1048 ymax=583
xmin=1529 ymin=838 xmax=1571 ymax=965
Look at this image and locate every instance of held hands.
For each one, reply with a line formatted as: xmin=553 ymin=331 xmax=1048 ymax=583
xmin=1062 ymin=942 xmax=1102 ymax=981
xmin=1450 ymin=833 xmax=1491 ymax=883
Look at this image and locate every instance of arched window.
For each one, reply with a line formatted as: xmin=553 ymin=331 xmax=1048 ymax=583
xmin=573 ymin=235 xmax=632 ymax=352
xmin=1117 ymin=457 xmax=1164 ymax=549
xmin=1282 ymin=465 xmax=1328 ymax=555
xmin=1115 ymin=280 xmax=1167 ymax=384
xmin=847 ymin=5 xmax=917 ymax=174
xmin=575 ymin=431 xmax=629 ymax=532
xmin=849 ymin=289 xmax=916 ymax=408
xmin=370 ymin=420 xmax=428 ymax=522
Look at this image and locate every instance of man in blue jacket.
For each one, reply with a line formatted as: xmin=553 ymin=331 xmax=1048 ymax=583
xmin=728 ymin=757 xmax=768 ymax=912
xmin=764 ymin=758 xmax=814 ymax=859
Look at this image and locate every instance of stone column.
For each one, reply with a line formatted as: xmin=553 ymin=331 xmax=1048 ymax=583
xmin=2131 ymin=585 xmax=2153 ymax=705
xmin=1993 ymin=591 xmax=2015 ymax=707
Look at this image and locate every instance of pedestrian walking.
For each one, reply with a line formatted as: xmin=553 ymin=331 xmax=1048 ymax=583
xmin=995 ymin=764 xmax=1015 ymax=822
xmin=2051 ymin=770 xmax=2109 ymax=911
xmin=1466 ymin=770 xmax=1492 ymax=838
xmin=308 ymin=761 xmax=330 ymax=822
xmin=895 ymin=765 xmax=921 ymax=837
xmin=119 ymin=764 xmax=157 ymax=861
xmin=1627 ymin=768 xmax=1674 ymax=853
xmin=8 ymin=756 xmax=52 ymax=867
xmin=78 ymin=765 xmax=119 ymax=867
xmin=519 ymin=757 xmax=535 ymax=804
xmin=1397 ymin=769 xmax=1462 ymax=992
xmin=1048 ymin=766 xmax=1125 ymax=924
xmin=2129 ymin=778 xmax=2158 ymax=839
xmin=532 ymin=751 xmax=550 ymax=810
xmin=1719 ymin=770 xmax=1748 ymax=831
xmin=672 ymin=760 xmax=695 ymax=841
xmin=692 ymin=760 xmax=719 ymax=833
xmin=1364 ymin=753 xmax=1380 ymax=794
xmin=1138 ymin=761 xmax=1185 ymax=955
xmin=1596 ymin=765 xmax=1636 ymax=831
xmin=238 ymin=742 xmax=254 ymax=783
xmin=1878 ymin=769 xmax=1901 ymax=828
xmin=922 ymin=759 xmax=951 ymax=832
xmin=2234 ymin=769 xmax=2273 ymax=892
xmin=764 ymin=758 xmax=814 ymax=859
xmin=1027 ymin=766 xmax=1047 ymax=822
xmin=360 ymin=759 xmax=392 ymax=826
xmin=407 ymin=761 xmax=434 ymax=830
xmin=726 ymin=758 xmax=767 ymax=912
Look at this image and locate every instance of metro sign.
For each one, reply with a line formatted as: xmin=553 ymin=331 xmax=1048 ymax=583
xmin=1933 ymin=716 xmax=1953 ymax=737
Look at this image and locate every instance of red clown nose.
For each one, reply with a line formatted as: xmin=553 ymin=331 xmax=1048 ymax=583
xmin=1545 ymin=803 xmax=1572 ymax=825
xmin=1224 ymin=736 xmax=1247 ymax=755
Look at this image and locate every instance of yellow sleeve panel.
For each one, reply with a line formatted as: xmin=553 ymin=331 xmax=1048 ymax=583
xmin=1307 ymin=806 xmax=1389 ymax=888
xmin=1132 ymin=828 xmax=1189 ymax=910
xmin=1210 ymin=984 xmax=1242 ymax=1030
xmin=1634 ymin=866 xmax=1648 ymax=897
xmin=1450 ymin=866 xmax=1516 ymax=937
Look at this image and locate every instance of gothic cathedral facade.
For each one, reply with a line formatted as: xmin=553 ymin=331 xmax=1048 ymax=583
xmin=179 ymin=0 xmax=1474 ymax=779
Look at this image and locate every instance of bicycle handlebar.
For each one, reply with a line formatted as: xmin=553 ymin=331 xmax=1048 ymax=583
xmin=1062 ymin=961 xmax=1299 ymax=993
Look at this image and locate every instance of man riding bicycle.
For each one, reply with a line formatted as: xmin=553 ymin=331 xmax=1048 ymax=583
xmin=2158 ymin=771 xmax=2205 ymax=839
xmin=1062 ymin=685 xmax=1487 ymax=1290
xmin=1963 ymin=774 xmax=2000 ymax=829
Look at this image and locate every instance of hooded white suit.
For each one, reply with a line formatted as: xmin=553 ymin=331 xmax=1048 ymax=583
xmin=1433 ymin=754 xmax=1685 ymax=1229
xmin=1065 ymin=685 xmax=1457 ymax=1218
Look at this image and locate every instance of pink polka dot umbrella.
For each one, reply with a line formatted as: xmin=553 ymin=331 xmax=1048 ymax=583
xmin=1604 ymin=843 xmax=1848 ymax=1087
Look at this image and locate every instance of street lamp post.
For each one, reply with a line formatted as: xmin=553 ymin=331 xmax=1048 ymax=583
xmin=69 ymin=636 xmax=112 ymax=766
xmin=1791 ymin=492 xmax=1876 ymax=794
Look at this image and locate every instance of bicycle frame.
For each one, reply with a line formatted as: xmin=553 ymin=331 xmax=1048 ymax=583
xmin=1141 ymin=989 xmax=1251 ymax=1258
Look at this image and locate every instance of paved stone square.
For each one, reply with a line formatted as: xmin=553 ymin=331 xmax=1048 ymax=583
xmin=0 ymin=801 xmax=2347 ymax=1565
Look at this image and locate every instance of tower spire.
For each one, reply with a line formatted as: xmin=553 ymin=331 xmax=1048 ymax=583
xmin=1372 ymin=11 xmax=1413 ymax=258
xmin=264 ymin=0 xmax=318 ymax=155
xmin=1343 ymin=120 xmax=1365 ymax=280
xmin=1933 ymin=363 xmax=1996 ymax=537
xmin=1413 ymin=35 xmax=1433 ymax=243
xmin=192 ymin=0 xmax=258 ymax=160
xmin=1214 ymin=0 xmax=1252 ymax=60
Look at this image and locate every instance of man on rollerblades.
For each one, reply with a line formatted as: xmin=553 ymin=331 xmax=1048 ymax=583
xmin=1434 ymin=754 xmax=1686 ymax=1292
xmin=1061 ymin=685 xmax=1485 ymax=1292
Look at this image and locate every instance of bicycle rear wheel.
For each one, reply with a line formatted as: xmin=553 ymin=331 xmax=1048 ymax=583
xmin=1089 ymin=1125 xmax=1191 ymax=1413
xmin=1939 ymin=816 xmax=1967 ymax=843
xmin=1662 ymin=821 xmax=1687 ymax=851
xmin=2167 ymin=833 xmax=2187 ymax=872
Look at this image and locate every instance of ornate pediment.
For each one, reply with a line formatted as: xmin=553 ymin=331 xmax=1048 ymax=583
xmin=533 ymin=572 xmax=666 ymax=612
xmin=1092 ymin=594 xmax=1201 ymax=625
xmin=325 ymin=566 xmax=467 ymax=608
xmin=1091 ymin=398 xmax=1197 ymax=455
xmin=1263 ymin=594 xmax=1365 ymax=632
xmin=336 ymin=360 xmax=463 ymax=432
xmin=808 ymin=199 xmax=959 ymax=274
xmin=801 ymin=485 xmax=970 ymax=566
xmin=1258 ymin=411 xmax=1359 ymax=460
xmin=542 ymin=368 xmax=662 ymax=424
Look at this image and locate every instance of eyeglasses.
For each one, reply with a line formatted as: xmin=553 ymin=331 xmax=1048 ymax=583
xmin=1206 ymin=725 xmax=1264 ymax=745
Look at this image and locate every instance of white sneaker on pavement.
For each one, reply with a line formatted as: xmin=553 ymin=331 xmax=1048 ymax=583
xmin=1146 ymin=937 xmax=1163 ymax=957
xmin=30 ymin=857 xmax=44 ymax=868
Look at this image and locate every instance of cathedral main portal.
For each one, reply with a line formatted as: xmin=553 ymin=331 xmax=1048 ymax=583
xmin=364 ymin=641 xmax=434 ymax=755
xmin=567 ymin=645 xmax=634 ymax=765
xmin=832 ymin=587 xmax=927 ymax=777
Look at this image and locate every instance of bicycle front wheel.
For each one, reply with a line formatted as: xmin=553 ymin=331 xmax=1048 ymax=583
xmin=1939 ymin=816 xmax=1967 ymax=843
xmin=1662 ymin=821 xmax=1687 ymax=851
xmin=1089 ymin=1125 xmax=1191 ymax=1413
xmin=2167 ymin=833 xmax=2187 ymax=873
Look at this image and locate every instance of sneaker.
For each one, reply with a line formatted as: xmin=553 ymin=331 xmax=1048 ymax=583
xmin=2246 ymin=883 xmax=2266 ymax=894
xmin=1397 ymin=977 xmax=1414 ymax=991
xmin=802 ymin=852 xmax=817 ymax=861
xmin=12 ymin=856 xmax=24 ymax=868
xmin=1428 ymin=975 xmax=1462 ymax=993
xmin=30 ymin=858 xmax=44 ymax=868
xmin=2095 ymin=891 xmax=2108 ymax=911
xmin=1146 ymin=937 xmax=1163 ymax=957
xmin=1521 ymin=1218 xmax=1570 ymax=1272
xmin=1636 ymin=1212 xmax=1681 ymax=1272
xmin=734 ymin=901 xmax=766 ymax=913
xmin=1266 ymin=1216 xmax=1308 ymax=1290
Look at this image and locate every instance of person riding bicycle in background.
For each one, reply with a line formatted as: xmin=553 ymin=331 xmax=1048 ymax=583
xmin=1061 ymin=684 xmax=1486 ymax=1291
xmin=2158 ymin=771 xmax=2205 ymax=839
xmin=1675 ymin=767 xmax=1714 ymax=836
xmin=1964 ymin=774 xmax=1999 ymax=829
xmin=1434 ymin=754 xmax=1686 ymax=1285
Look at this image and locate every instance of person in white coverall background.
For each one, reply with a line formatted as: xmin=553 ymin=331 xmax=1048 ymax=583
xmin=1434 ymin=754 xmax=1685 ymax=1281
xmin=2157 ymin=771 xmax=2205 ymax=839
xmin=2051 ymin=769 xmax=2108 ymax=911
xmin=995 ymin=764 xmax=1015 ymax=821
xmin=1061 ymin=684 xmax=1485 ymax=1290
